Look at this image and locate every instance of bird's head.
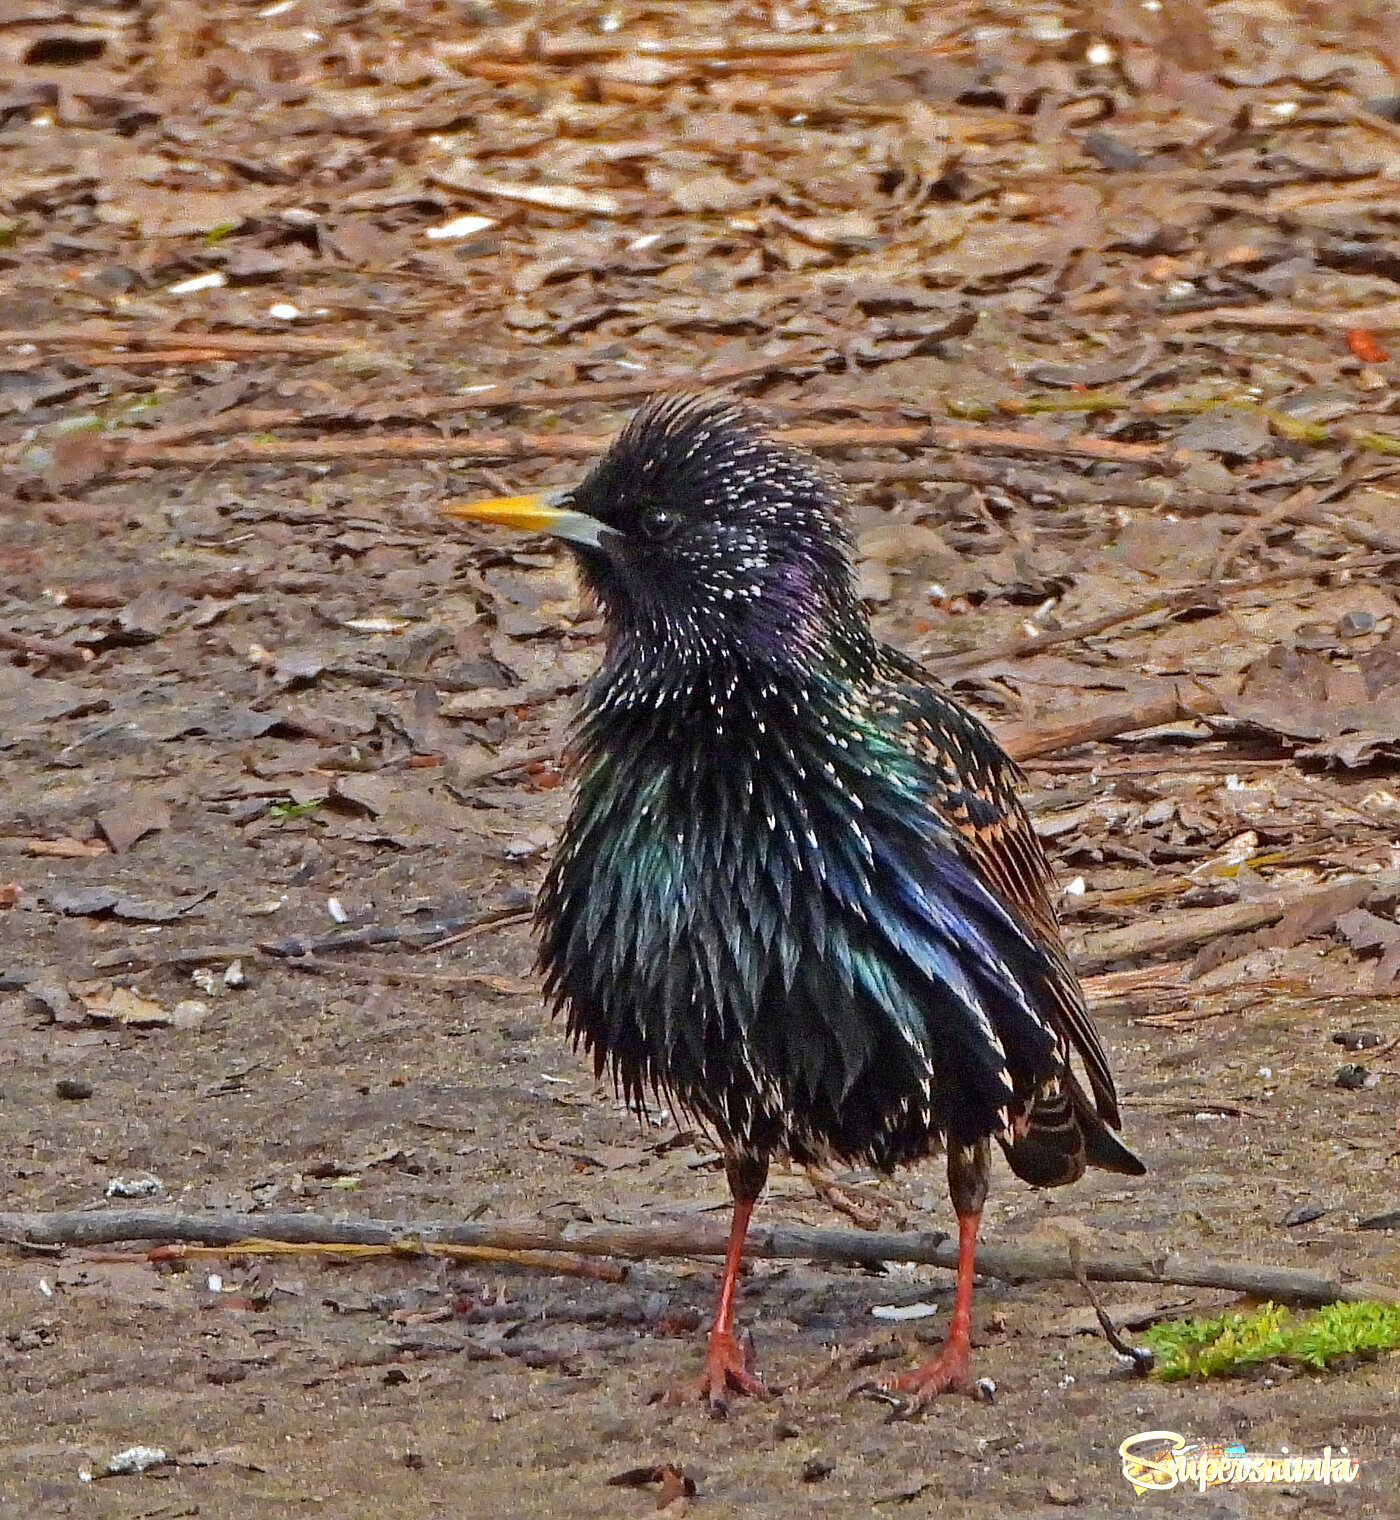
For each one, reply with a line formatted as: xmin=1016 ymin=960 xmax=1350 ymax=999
xmin=442 ymin=393 xmax=865 ymax=673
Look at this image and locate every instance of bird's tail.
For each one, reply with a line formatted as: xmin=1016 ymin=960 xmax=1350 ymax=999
xmin=999 ymin=1070 xmax=1146 ymax=1187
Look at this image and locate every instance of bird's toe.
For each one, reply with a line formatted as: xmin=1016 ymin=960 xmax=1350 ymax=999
xmin=848 ymin=1349 xmax=988 ymax=1419
xmin=696 ymin=1329 xmax=768 ymax=1417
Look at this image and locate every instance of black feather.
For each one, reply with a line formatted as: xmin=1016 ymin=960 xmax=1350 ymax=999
xmin=530 ymin=392 xmax=1143 ymax=1185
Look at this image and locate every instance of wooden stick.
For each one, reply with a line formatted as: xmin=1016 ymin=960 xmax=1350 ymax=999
xmin=1071 ymin=867 xmax=1400 ymax=974
xmin=439 ymin=30 xmax=904 ymax=62
xmin=0 ymin=325 xmax=363 ymax=354
xmin=999 ymin=686 xmax=1226 ymax=761
xmin=141 ymin=1238 xmax=626 ymax=1282
xmin=1 ymin=1209 xmax=1390 ymax=1305
xmin=0 ymin=627 xmax=95 ymax=666
xmin=114 ymin=420 xmax=1168 ymax=472
xmin=1163 ymin=303 xmax=1400 ymax=334
xmin=934 ymin=591 xmax=1218 ymax=677
xmin=119 ymin=349 xmax=830 ymax=449
xmin=934 ymin=557 xmax=1391 ymax=680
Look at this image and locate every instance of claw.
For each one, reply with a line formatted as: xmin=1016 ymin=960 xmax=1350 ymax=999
xmin=847 ymin=1344 xmax=979 ymax=1420
xmin=698 ymin=1328 xmax=767 ymax=1416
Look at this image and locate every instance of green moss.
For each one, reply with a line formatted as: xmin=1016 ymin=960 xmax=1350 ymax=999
xmin=267 ymin=798 xmax=326 ymax=822
xmin=1143 ymin=1301 xmax=1400 ymax=1380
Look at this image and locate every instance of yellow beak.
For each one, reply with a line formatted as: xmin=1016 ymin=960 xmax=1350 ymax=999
xmin=440 ymin=487 xmax=612 ymax=547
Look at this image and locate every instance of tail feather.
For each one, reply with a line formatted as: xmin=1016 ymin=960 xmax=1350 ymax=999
xmin=1000 ymin=1070 xmax=1146 ymax=1188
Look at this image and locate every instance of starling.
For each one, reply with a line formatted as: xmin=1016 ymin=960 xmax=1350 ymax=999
xmin=442 ymin=393 xmax=1144 ymax=1416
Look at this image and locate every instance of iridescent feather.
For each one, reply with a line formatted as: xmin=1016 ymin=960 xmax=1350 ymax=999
xmin=535 ymin=394 xmax=1143 ymax=1186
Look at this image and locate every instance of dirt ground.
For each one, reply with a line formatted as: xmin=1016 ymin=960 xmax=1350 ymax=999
xmin=4 ymin=2 xmax=1400 ymax=1515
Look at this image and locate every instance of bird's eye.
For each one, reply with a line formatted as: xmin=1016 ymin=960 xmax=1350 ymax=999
xmin=641 ymin=507 xmax=681 ymax=540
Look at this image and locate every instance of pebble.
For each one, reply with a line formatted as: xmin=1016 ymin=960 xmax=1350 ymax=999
xmin=1332 ymin=1029 xmax=1383 ymax=1050
xmin=55 ymin=1077 xmax=93 ymax=1100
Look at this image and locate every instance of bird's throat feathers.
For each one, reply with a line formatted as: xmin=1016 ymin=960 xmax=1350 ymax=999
xmin=588 ymin=548 xmax=876 ymax=718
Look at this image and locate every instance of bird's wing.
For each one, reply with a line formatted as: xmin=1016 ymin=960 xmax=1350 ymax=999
xmin=871 ymin=655 xmax=1121 ymax=1126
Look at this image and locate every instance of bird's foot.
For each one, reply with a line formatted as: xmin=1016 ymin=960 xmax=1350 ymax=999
xmin=697 ymin=1328 xmax=767 ymax=1416
xmin=849 ymin=1344 xmax=993 ymax=1420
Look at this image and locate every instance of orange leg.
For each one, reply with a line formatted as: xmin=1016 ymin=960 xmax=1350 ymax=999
xmin=852 ymin=1139 xmax=990 ymax=1417
xmin=697 ymin=1155 xmax=769 ymax=1414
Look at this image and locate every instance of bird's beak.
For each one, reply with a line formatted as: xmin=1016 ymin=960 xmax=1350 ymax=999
xmin=440 ymin=486 xmax=614 ymax=548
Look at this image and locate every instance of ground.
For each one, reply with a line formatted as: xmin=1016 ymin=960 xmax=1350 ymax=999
xmin=2 ymin=2 xmax=1400 ymax=1516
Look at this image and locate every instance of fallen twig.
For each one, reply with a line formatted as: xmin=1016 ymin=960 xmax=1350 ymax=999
xmin=113 ymin=420 xmax=1169 ymax=473
xmin=942 ymin=558 xmax=1388 ymax=681
xmin=999 ymin=685 xmax=1226 ymax=761
xmin=934 ymin=591 xmax=1221 ymax=677
xmin=1163 ymin=303 xmax=1400 ymax=334
xmin=1071 ymin=867 xmax=1400 ymax=974
xmin=118 ymin=348 xmax=831 ymax=449
xmin=139 ymin=1238 xmax=625 ymax=1282
xmin=90 ymin=942 xmax=259 ymax=972
xmin=0 ymin=627 xmax=95 ymax=666
xmin=259 ymin=902 xmax=527 ymax=959
xmin=442 ymin=29 xmax=902 ymax=61
xmin=0 ymin=324 xmax=363 ymax=354
xmin=446 ymin=740 xmax=560 ymax=789
xmin=1213 ymin=485 xmax=1321 ymax=581
xmin=2 ymin=1208 xmax=1390 ymax=1306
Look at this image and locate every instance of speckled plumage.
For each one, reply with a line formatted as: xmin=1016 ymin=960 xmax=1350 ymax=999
xmin=534 ymin=393 xmax=1143 ymax=1189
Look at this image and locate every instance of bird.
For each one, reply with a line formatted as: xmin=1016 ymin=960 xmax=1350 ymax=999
xmin=441 ymin=392 xmax=1145 ymax=1417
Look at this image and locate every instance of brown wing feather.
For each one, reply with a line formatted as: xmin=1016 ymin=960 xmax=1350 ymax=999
xmin=874 ymin=654 xmax=1122 ymax=1128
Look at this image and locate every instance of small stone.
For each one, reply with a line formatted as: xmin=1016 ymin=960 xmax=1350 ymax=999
xmin=1335 ymin=1063 xmax=1369 ymax=1090
xmin=1337 ymin=610 xmax=1375 ymax=637
xmin=55 ymin=1077 xmax=93 ymax=1100
xmin=801 ymin=1457 xmax=834 ymax=1482
xmin=1332 ymin=1029 xmax=1383 ymax=1050
xmin=1045 ymin=1478 xmax=1081 ymax=1505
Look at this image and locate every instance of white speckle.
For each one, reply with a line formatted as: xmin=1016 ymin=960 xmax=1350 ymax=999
xmin=167 ymin=271 xmax=226 ymax=295
xmin=1257 ymin=1066 xmax=1272 ymax=1080
xmin=207 ymin=1272 xmax=224 ymax=1293
xmin=268 ymin=303 xmax=302 ymax=321
xmin=105 ymin=1174 xmax=162 ymax=1198
xmin=327 ymin=896 xmax=349 ymax=923
xmin=104 ymin=1447 xmax=168 ymax=1476
xmin=1086 ymin=39 xmax=1115 ymax=65
xmin=38 ymin=1277 xmax=52 ymax=1298
xmin=425 ymin=214 xmax=497 ymax=241
xmin=1063 ymin=875 xmax=1086 ymax=897
xmin=872 ymin=1301 xmax=941 ymax=1321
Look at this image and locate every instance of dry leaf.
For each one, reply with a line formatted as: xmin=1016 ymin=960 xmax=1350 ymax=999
xmin=97 ymin=799 xmax=172 ymax=854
